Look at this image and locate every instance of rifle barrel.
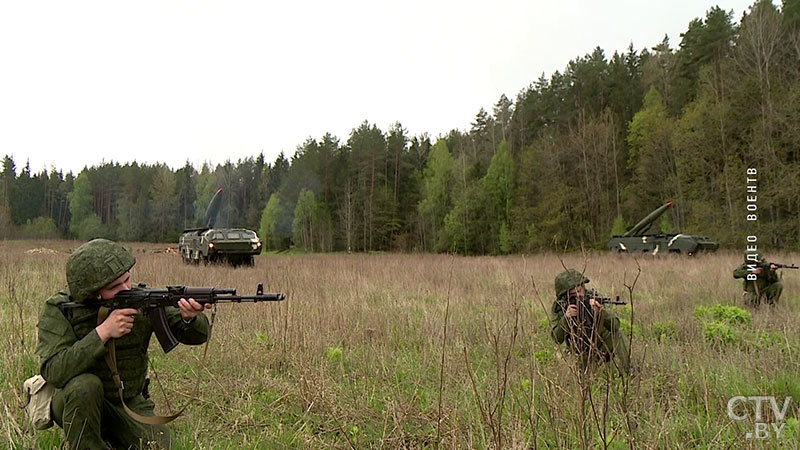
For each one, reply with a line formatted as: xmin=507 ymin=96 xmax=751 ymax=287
xmin=201 ymin=293 xmax=286 ymax=303
xmin=764 ymin=262 xmax=798 ymax=269
xmin=592 ymin=295 xmax=627 ymax=305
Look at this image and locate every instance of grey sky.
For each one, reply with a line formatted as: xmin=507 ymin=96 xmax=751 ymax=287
xmin=1 ymin=0 xmax=755 ymax=175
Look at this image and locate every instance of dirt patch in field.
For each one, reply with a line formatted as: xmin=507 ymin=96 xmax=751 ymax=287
xmin=25 ymin=248 xmax=60 ymax=255
xmin=148 ymin=247 xmax=179 ymax=254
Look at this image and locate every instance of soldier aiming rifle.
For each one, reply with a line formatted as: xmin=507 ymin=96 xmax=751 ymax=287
xmin=733 ymin=251 xmax=794 ymax=306
xmin=550 ymin=269 xmax=632 ymax=376
xmin=32 ymin=239 xmax=285 ymax=450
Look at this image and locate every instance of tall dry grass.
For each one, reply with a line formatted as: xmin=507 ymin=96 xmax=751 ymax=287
xmin=1 ymin=240 xmax=799 ymax=449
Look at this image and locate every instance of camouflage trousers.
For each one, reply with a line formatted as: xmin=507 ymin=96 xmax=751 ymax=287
xmin=744 ymin=282 xmax=783 ymax=306
xmin=567 ymin=322 xmax=632 ymax=376
xmin=51 ymin=373 xmax=171 ymax=450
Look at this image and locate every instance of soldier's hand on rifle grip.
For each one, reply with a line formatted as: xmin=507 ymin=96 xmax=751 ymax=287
xmin=178 ymin=298 xmax=211 ymax=322
xmin=565 ymin=304 xmax=579 ymax=320
xmin=589 ymin=298 xmax=603 ymax=316
xmin=770 ymin=263 xmax=779 ymax=271
xmin=96 ymin=308 xmax=138 ymax=342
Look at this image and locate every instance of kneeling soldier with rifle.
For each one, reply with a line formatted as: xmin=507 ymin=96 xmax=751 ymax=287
xmin=733 ymin=251 xmax=796 ymax=307
xmin=551 ymin=269 xmax=631 ymax=376
xmin=35 ymin=239 xmax=285 ymax=449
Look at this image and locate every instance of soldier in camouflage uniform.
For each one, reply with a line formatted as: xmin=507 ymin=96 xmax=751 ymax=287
xmin=36 ymin=239 xmax=211 ymax=450
xmin=551 ymin=269 xmax=631 ymax=375
xmin=733 ymin=251 xmax=783 ymax=306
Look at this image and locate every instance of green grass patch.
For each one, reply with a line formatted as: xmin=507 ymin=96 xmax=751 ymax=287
xmin=652 ymin=320 xmax=680 ymax=342
xmin=694 ymin=304 xmax=751 ymax=325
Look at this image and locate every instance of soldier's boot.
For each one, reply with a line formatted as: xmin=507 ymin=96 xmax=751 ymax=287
xmin=51 ymin=373 xmax=107 ymax=450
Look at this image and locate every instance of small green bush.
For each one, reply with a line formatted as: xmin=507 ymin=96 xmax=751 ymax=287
xmin=702 ymin=320 xmax=737 ymax=345
xmin=694 ymin=304 xmax=751 ymax=325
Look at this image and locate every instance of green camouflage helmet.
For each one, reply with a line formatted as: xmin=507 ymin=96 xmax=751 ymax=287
xmin=554 ymin=269 xmax=590 ymax=297
xmin=66 ymin=239 xmax=135 ymax=301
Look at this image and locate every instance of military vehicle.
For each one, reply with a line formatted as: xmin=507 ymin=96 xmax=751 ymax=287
xmin=179 ymin=188 xmax=263 ymax=266
xmin=607 ymin=201 xmax=719 ymax=255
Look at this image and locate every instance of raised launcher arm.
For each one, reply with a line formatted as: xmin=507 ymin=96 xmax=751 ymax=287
xmin=623 ymin=201 xmax=673 ymax=237
xmin=203 ymin=188 xmax=224 ymax=228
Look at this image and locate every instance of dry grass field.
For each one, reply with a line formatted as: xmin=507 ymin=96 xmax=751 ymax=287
xmin=1 ymin=240 xmax=799 ymax=449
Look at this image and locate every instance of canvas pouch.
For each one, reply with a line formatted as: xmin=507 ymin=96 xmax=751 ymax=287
xmin=22 ymin=375 xmax=56 ymax=430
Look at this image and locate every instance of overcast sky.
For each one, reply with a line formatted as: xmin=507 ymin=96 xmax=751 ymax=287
xmin=1 ymin=0 xmax=755 ymax=176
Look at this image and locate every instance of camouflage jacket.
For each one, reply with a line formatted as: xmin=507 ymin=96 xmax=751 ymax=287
xmin=36 ymin=288 xmax=210 ymax=401
xmin=550 ymin=289 xmax=618 ymax=348
xmin=733 ymin=263 xmax=779 ymax=293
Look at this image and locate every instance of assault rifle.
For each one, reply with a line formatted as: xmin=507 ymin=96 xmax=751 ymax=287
xmin=60 ymin=284 xmax=285 ymax=353
xmin=568 ymin=292 xmax=627 ymax=327
xmin=589 ymin=293 xmax=628 ymax=306
xmin=568 ymin=292 xmax=627 ymax=307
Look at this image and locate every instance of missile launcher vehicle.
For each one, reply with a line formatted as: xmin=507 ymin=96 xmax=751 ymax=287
xmin=178 ymin=188 xmax=263 ymax=266
xmin=607 ymin=201 xmax=719 ymax=255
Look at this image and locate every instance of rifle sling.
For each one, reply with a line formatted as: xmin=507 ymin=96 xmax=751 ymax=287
xmin=98 ymin=305 xmax=215 ymax=425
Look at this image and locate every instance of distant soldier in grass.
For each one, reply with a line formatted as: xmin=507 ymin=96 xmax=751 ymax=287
xmin=733 ymin=251 xmax=784 ymax=306
xmin=551 ymin=269 xmax=631 ymax=375
xmin=36 ymin=239 xmax=211 ymax=450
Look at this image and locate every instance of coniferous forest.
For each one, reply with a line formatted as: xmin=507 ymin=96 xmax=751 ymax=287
xmin=2 ymin=1 xmax=799 ymax=253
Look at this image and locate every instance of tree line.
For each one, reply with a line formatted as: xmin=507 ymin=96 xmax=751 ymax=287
xmin=2 ymin=0 xmax=798 ymax=253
